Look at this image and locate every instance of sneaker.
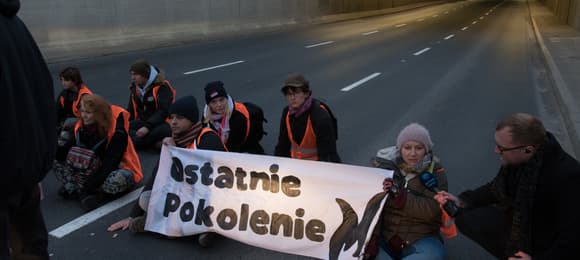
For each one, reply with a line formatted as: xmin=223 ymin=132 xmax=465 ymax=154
xmin=80 ymin=194 xmax=104 ymax=212
xmin=129 ymin=215 xmax=146 ymax=233
xmin=198 ymin=232 xmax=217 ymax=248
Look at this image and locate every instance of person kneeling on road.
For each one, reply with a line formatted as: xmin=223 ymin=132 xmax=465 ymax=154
xmin=108 ymin=95 xmax=227 ymax=248
xmin=53 ymin=95 xmax=143 ymax=212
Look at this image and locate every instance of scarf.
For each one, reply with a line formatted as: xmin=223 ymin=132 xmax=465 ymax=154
xmin=172 ymin=122 xmax=202 ymax=148
xmin=491 ymin=151 xmax=543 ymax=255
xmin=288 ymin=96 xmax=313 ymax=117
xmin=204 ymin=96 xmax=234 ymax=144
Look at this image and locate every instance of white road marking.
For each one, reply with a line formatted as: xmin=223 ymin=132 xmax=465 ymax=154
xmin=395 ymin=24 xmax=407 ymax=28
xmin=413 ymin=47 xmax=431 ymax=56
xmin=305 ymin=41 xmax=334 ymax=48
xmin=362 ymin=30 xmax=379 ymax=36
xmin=480 ymin=16 xmax=485 ymax=20
xmin=49 ymin=187 xmax=144 ymax=239
xmin=417 ymin=18 xmax=425 ymax=22
xmin=341 ymin=73 xmax=381 ymax=92
xmin=461 ymin=26 xmax=469 ymax=31
xmin=444 ymin=11 xmax=449 ymax=14
xmin=433 ymin=14 xmax=439 ymax=18
xmin=184 ymin=60 xmax=245 ymax=75
xmin=444 ymin=34 xmax=455 ymax=40
xmin=472 ymin=21 xmax=478 ymax=24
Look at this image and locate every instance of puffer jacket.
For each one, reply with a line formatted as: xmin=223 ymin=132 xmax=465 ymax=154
xmin=372 ymin=146 xmax=447 ymax=246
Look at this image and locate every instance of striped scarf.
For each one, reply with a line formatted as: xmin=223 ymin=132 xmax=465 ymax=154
xmin=173 ymin=122 xmax=202 ymax=148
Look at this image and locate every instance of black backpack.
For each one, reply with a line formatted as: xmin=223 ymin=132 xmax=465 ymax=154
xmin=242 ymin=102 xmax=267 ymax=144
xmin=317 ymin=101 xmax=338 ymax=140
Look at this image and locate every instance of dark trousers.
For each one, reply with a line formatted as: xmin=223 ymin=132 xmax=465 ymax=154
xmin=0 ymin=185 xmax=48 ymax=260
xmin=456 ymin=205 xmax=511 ymax=259
xmin=129 ymin=120 xmax=171 ymax=150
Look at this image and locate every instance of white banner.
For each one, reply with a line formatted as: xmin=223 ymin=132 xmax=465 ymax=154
xmin=146 ymin=146 xmax=392 ymax=260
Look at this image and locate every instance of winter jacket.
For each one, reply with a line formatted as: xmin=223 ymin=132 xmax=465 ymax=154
xmin=373 ymin=147 xmax=447 ymax=246
xmin=275 ymin=98 xmax=340 ymax=162
xmin=458 ymin=132 xmax=580 ymax=259
xmin=1 ymin=0 xmax=55 ymax=196
xmin=127 ymin=69 xmax=173 ymax=129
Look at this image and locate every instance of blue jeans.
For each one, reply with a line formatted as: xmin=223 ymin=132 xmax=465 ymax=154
xmin=377 ymin=236 xmax=445 ymax=260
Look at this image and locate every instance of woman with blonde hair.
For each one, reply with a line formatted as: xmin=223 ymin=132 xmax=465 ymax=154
xmin=53 ymin=94 xmax=142 ymax=211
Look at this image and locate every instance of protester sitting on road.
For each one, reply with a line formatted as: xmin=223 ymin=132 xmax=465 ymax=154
xmin=127 ymin=59 xmax=175 ymax=150
xmin=274 ymin=73 xmax=341 ymax=162
xmin=434 ymin=113 xmax=580 ymax=260
xmin=56 ymin=67 xmax=93 ymax=144
xmin=108 ymin=95 xmax=227 ymax=248
xmin=202 ymin=80 xmax=264 ymax=154
xmin=53 ymin=94 xmax=142 ymax=211
xmin=365 ymin=123 xmax=452 ymax=260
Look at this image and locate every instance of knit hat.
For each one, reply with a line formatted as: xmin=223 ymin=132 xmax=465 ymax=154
xmin=169 ymin=96 xmax=199 ymax=123
xmin=130 ymin=59 xmax=151 ymax=78
xmin=396 ymin=123 xmax=433 ymax=152
xmin=204 ymin=81 xmax=228 ymax=104
xmin=282 ymin=73 xmax=310 ymax=93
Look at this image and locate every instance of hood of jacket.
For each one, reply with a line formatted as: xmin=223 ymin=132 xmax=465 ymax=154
xmin=0 ymin=0 xmax=19 ymax=17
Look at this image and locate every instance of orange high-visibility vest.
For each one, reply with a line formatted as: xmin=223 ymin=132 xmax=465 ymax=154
xmin=286 ymin=113 xmax=317 ymax=161
xmin=234 ymin=102 xmax=250 ymax=142
xmin=186 ymin=128 xmax=228 ymax=151
xmin=73 ymin=105 xmax=143 ymax=183
xmin=131 ymin=80 xmax=176 ymax=120
xmin=59 ymin=85 xmax=93 ymax=118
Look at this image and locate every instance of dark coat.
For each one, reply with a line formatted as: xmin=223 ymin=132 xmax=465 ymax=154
xmin=459 ymin=132 xmax=580 ymax=259
xmin=127 ymin=70 xmax=173 ymax=129
xmin=1 ymin=0 xmax=55 ymax=196
xmin=274 ymin=98 xmax=340 ymax=162
xmin=204 ymin=108 xmax=248 ymax=153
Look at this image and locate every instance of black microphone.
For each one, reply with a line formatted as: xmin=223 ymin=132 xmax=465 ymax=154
xmin=419 ymin=172 xmax=459 ymax=217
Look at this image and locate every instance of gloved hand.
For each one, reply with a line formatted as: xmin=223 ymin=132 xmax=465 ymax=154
xmin=383 ymin=178 xmax=393 ymax=193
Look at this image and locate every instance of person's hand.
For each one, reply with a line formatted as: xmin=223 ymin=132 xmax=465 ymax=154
xmin=508 ymin=251 xmax=531 ymax=260
xmin=434 ymin=191 xmax=462 ymax=207
xmin=162 ymin=137 xmax=176 ymax=146
xmin=136 ymin=126 xmax=150 ymax=138
xmin=107 ymin=217 xmax=132 ymax=232
xmin=382 ymin=178 xmax=393 ymax=193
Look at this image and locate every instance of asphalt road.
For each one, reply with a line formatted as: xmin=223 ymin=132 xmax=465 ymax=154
xmin=41 ymin=0 xmax=570 ymax=259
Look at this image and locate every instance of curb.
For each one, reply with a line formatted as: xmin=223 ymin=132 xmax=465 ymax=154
xmin=528 ymin=3 xmax=580 ymax=159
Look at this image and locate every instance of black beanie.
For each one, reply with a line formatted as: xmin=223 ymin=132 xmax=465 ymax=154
xmin=130 ymin=59 xmax=151 ymax=78
xmin=204 ymin=81 xmax=228 ymax=104
xmin=169 ymin=96 xmax=199 ymax=123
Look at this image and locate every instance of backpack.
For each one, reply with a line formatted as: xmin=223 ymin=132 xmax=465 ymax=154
xmin=317 ymin=101 xmax=338 ymax=140
xmin=242 ymin=102 xmax=267 ymax=144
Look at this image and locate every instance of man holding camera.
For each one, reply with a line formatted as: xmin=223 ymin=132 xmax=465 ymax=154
xmin=435 ymin=113 xmax=580 ymax=259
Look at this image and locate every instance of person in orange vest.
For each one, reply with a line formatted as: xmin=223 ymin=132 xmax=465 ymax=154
xmin=127 ymin=59 xmax=175 ymax=150
xmin=53 ymin=95 xmax=142 ymax=211
xmin=202 ymin=81 xmax=264 ymax=154
xmin=107 ymin=95 xmax=226 ymax=247
xmin=274 ymin=73 xmax=341 ymax=162
xmin=364 ymin=123 xmax=452 ymax=260
xmin=55 ymin=67 xmax=93 ymax=145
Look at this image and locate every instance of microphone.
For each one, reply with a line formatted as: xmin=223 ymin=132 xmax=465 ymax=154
xmin=419 ymin=172 xmax=459 ymax=217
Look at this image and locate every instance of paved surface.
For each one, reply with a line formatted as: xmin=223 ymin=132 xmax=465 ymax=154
xmin=528 ymin=0 xmax=580 ymax=159
xmin=37 ymin=0 xmax=578 ymax=259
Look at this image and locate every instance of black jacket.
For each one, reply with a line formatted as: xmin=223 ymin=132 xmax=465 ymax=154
xmin=1 ymin=0 xmax=55 ymax=196
xmin=275 ymin=98 xmax=340 ymax=163
xmin=56 ymin=115 xmax=128 ymax=193
xmin=129 ymin=130 xmax=226 ymax=217
xmin=204 ymin=108 xmax=248 ymax=153
xmin=127 ymin=71 xmax=172 ymax=129
xmin=55 ymin=86 xmax=91 ymax=127
xmin=459 ymin=132 xmax=580 ymax=259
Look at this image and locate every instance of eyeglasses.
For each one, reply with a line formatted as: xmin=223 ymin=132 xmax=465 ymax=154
xmin=496 ymin=144 xmax=529 ymax=154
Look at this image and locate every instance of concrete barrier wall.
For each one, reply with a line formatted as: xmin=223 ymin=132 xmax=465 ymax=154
xmin=18 ymin=0 xmax=441 ymax=61
xmin=539 ymin=0 xmax=580 ymax=30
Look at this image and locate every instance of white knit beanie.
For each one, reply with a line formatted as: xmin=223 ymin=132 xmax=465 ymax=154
xmin=396 ymin=123 xmax=433 ymax=152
